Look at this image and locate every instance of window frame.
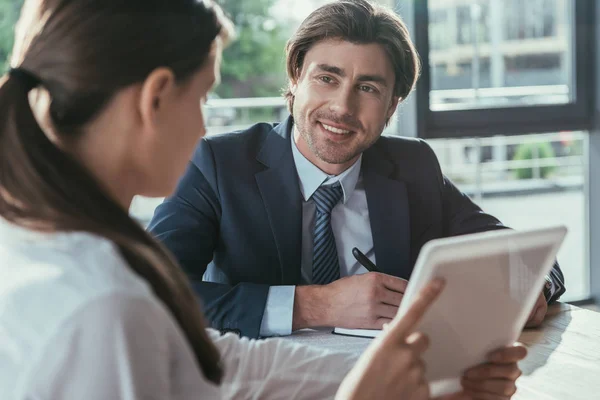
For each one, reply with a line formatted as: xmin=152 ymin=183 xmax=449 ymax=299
xmin=587 ymin=0 xmax=600 ymax=306
xmin=411 ymin=0 xmax=596 ymax=139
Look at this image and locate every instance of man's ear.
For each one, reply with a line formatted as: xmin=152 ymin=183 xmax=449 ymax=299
xmin=289 ymin=67 xmax=303 ymax=94
xmin=138 ymin=67 xmax=176 ymax=130
xmin=289 ymin=80 xmax=298 ymax=95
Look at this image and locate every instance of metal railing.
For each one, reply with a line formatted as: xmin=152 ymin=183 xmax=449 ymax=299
xmin=429 ymin=131 xmax=585 ymax=199
xmin=429 ymin=84 xmax=570 ymax=111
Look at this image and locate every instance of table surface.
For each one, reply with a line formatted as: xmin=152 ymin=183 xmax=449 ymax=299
xmin=284 ymin=304 xmax=600 ymax=400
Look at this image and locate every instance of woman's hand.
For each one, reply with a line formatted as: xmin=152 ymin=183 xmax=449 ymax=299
xmin=435 ymin=343 xmax=527 ymax=400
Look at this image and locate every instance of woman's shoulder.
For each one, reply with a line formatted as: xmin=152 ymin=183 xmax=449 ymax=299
xmin=0 ymin=221 xmax=156 ymax=356
xmin=0 ymin=222 xmax=152 ymax=304
xmin=0 ymin=222 xmax=177 ymax=397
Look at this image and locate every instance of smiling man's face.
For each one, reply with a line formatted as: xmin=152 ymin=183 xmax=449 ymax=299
xmin=291 ymin=39 xmax=399 ymax=175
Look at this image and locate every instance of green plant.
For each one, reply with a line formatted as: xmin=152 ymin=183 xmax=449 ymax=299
xmin=512 ymin=142 xmax=556 ymax=180
xmin=216 ymin=0 xmax=288 ymax=98
xmin=0 ymin=0 xmax=24 ymax=71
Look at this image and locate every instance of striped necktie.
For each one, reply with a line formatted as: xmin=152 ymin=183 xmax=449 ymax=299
xmin=311 ymin=183 xmax=343 ymax=284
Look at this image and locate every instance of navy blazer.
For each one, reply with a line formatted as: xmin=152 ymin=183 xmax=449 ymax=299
xmin=148 ymin=116 xmax=566 ymax=338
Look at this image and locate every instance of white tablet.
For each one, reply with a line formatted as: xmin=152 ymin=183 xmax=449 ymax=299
xmin=395 ymin=225 xmax=567 ymax=397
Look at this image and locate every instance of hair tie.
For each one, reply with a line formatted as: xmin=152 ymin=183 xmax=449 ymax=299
xmin=9 ymin=67 xmax=41 ymax=91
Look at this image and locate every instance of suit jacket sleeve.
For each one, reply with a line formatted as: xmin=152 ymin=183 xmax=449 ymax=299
xmin=422 ymin=141 xmax=566 ymax=302
xmin=148 ymin=139 xmax=270 ymax=338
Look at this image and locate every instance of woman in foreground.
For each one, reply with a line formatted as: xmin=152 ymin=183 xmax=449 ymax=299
xmin=0 ymin=0 xmax=526 ymax=399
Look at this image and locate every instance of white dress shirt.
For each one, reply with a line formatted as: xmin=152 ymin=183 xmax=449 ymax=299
xmin=259 ymin=131 xmax=376 ymax=337
xmin=0 ymin=218 xmax=356 ymax=400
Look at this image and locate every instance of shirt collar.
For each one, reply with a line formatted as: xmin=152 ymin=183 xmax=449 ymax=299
xmin=291 ymin=126 xmax=362 ymax=204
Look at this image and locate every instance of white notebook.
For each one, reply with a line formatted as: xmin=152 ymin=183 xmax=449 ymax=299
xmin=332 ymin=327 xmax=381 ymax=338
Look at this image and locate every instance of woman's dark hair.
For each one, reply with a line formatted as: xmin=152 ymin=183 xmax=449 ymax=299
xmin=0 ymin=0 xmax=233 ymax=384
xmin=284 ymin=0 xmax=420 ymax=112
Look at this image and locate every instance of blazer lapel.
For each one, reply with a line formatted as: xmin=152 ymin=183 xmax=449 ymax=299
xmin=255 ymin=118 xmax=303 ymax=284
xmin=363 ymin=146 xmax=412 ymax=280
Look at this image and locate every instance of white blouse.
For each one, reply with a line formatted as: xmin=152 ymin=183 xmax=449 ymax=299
xmin=0 ymin=219 xmax=356 ymax=399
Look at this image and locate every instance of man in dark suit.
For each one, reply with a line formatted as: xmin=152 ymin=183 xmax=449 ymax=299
xmin=149 ymin=0 xmax=565 ymax=340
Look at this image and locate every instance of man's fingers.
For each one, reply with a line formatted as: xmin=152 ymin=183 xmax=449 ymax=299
xmin=406 ymin=331 xmax=430 ymax=354
xmin=376 ymin=303 xmax=399 ymax=319
xmin=525 ymin=305 xmax=542 ymax=328
xmin=526 ymin=305 xmax=537 ymax=322
xmin=534 ymin=305 xmax=546 ymax=322
xmin=526 ymin=306 xmax=545 ymax=328
xmin=381 ymin=274 xmax=409 ymax=293
xmin=376 ymin=318 xmax=393 ymax=329
xmin=387 ymin=278 xmax=445 ymax=339
xmin=380 ymin=288 xmax=404 ymax=307
xmin=487 ymin=343 xmax=528 ymax=363
xmin=526 ymin=293 xmax=546 ymax=327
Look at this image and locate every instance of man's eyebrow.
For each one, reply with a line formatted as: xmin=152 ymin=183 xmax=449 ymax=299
xmin=316 ymin=63 xmax=346 ymax=77
xmin=315 ymin=64 xmax=389 ymax=88
xmin=357 ymin=74 xmax=388 ymax=87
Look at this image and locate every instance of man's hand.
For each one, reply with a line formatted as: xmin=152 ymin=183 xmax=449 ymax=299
xmin=292 ymin=272 xmax=408 ymax=330
xmin=436 ymin=344 xmax=527 ymax=400
xmin=525 ymin=292 xmax=547 ymax=328
xmin=324 ymin=272 xmax=408 ymax=328
xmin=335 ymin=279 xmax=445 ymax=400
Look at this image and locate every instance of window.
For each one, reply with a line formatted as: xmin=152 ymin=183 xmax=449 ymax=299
xmin=428 ymin=131 xmax=588 ymax=301
xmin=505 ymin=0 xmax=558 ymax=40
xmin=428 ymin=0 xmax=573 ymax=112
xmin=455 ymin=3 xmax=490 ymax=45
xmin=398 ymin=0 xmax=596 ymax=302
xmin=414 ymin=0 xmax=593 ymax=139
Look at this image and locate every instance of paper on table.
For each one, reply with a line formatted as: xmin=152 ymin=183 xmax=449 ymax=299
xmin=332 ymin=327 xmax=382 ymax=338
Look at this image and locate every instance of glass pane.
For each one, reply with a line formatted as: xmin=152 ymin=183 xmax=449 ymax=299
xmin=428 ymin=0 xmax=574 ymax=111
xmin=429 ymin=131 xmax=588 ymax=301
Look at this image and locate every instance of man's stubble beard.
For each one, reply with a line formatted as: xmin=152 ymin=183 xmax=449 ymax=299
xmin=297 ymin=119 xmax=376 ymax=166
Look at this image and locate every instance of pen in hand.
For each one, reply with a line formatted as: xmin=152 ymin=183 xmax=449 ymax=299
xmin=352 ymin=247 xmax=380 ymax=273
